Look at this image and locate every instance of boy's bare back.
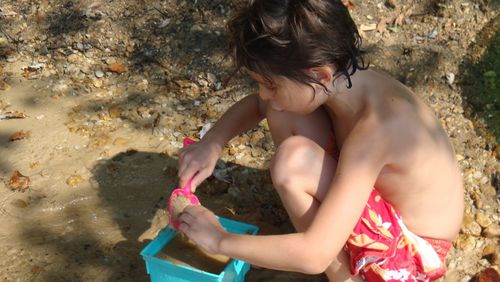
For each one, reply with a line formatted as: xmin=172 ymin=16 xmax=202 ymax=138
xmin=323 ymin=68 xmax=463 ymax=241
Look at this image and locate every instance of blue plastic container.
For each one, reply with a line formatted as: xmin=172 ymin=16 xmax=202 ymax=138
xmin=141 ymin=216 xmax=259 ymax=282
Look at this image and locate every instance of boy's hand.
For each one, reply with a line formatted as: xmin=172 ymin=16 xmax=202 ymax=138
xmin=178 ymin=205 xmax=228 ymax=254
xmin=178 ymin=139 xmax=223 ymax=191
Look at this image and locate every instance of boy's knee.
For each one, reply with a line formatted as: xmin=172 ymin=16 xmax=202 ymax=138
xmin=270 ymin=136 xmax=317 ymax=191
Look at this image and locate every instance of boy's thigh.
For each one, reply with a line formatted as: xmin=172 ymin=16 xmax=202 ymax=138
xmin=266 ymin=107 xmax=337 ymax=202
xmin=271 ymin=135 xmax=337 ymax=201
xmin=266 ymin=106 xmax=334 ymax=151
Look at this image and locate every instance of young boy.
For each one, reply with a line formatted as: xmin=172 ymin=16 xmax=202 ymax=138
xmin=176 ymin=0 xmax=464 ymax=281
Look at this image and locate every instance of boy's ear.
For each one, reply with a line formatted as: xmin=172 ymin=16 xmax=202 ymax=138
xmin=309 ymin=66 xmax=334 ymax=84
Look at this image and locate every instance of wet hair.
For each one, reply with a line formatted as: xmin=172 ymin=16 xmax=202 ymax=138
xmin=226 ymin=0 xmax=368 ymax=90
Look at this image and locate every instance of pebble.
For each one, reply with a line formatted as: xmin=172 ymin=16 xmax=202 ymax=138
xmin=11 ymin=199 xmax=28 ymax=208
xmin=206 ymin=72 xmax=217 ymax=85
xmin=444 ymin=270 xmax=460 ymax=282
xmin=481 ymin=244 xmax=497 ymax=257
xmin=462 ymin=220 xmax=482 ymax=236
xmin=446 ymin=72 xmax=455 ymax=85
xmin=92 ymin=79 xmax=102 ymax=88
xmin=360 ymin=23 xmax=377 ymax=31
xmin=476 ymin=212 xmax=492 ymax=227
xmin=95 ymin=70 xmax=104 ymax=78
xmin=107 ymin=63 xmax=127 ymax=74
xmin=6 ymin=55 xmax=17 ymax=62
xmin=108 ymin=106 xmax=122 ymax=118
xmin=477 ymin=268 xmax=500 ymax=282
xmin=73 ymin=42 xmax=85 ymax=51
xmin=460 ymin=275 xmax=471 ymax=282
xmin=483 ymin=224 xmax=500 ymax=238
xmin=113 ymin=137 xmax=129 ymax=145
xmin=428 ymin=30 xmax=438 ymax=39
xmin=0 ymin=81 xmax=10 ymax=91
xmin=457 ymin=235 xmax=476 ymax=251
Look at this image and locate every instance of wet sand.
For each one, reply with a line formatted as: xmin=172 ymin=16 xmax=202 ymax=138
xmin=156 ymin=235 xmax=230 ymax=274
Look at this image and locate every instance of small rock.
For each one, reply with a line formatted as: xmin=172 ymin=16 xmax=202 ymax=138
xmin=67 ymin=54 xmax=80 ymax=64
xmin=158 ymin=18 xmax=171 ymax=28
xmin=460 ymin=276 xmax=472 ymax=282
xmin=66 ymin=175 xmax=84 ymax=187
xmin=0 ymin=81 xmax=10 ymax=91
xmin=137 ymin=79 xmax=149 ymax=91
xmin=446 ymin=72 xmax=455 ymax=85
xmin=228 ymin=186 xmax=241 ymax=198
xmin=73 ymin=42 xmax=85 ymax=51
xmin=476 ymin=212 xmax=492 ymax=228
xmin=428 ymin=30 xmax=438 ymax=39
xmin=6 ymin=55 xmax=18 ymax=63
xmin=10 ymin=199 xmax=28 ymax=208
xmin=175 ymin=79 xmax=200 ymax=99
xmin=95 ymin=70 xmax=104 ymax=78
xmin=471 ymin=191 xmax=485 ymax=208
xmin=444 ymin=270 xmax=461 ymax=282
xmin=251 ymin=148 xmax=262 ymax=157
xmin=492 ymin=252 xmax=500 ymax=266
xmin=477 ymin=268 xmax=500 ymax=282
xmin=108 ymin=106 xmax=122 ymax=118
xmin=360 ymin=23 xmax=377 ymax=31
xmin=483 ymin=224 xmax=500 ymax=238
xmin=92 ymin=79 xmax=102 ymax=88
xmin=206 ymin=72 xmax=217 ymax=85
xmin=481 ymin=244 xmax=497 ymax=257
xmin=107 ymin=63 xmax=127 ymax=74
xmin=190 ymin=24 xmax=203 ymax=32
xmin=228 ymin=147 xmax=238 ymax=155
xmin=456 ymin=235 xmax=476 ymax=251
xmin=462 ymin=220 xmax=482 ymax=236
xmin=113 ymin=137 xmax=129 ymax=145
xmin=9 ymin=130 xmax=31 ymax=142
xmin=480 ymin=184 xmax=497 ymax=198
xmin=199 ymin=123 xmax=212 ymax=139
xmin=8 ymin=171 xmax=30 ymax=191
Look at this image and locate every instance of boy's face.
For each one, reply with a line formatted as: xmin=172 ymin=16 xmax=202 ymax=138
xmin=248 ymin=71 xmax=329 ymax=115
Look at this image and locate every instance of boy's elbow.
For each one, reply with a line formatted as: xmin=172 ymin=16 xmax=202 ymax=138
xmin=299 ymin=251 xmax=333 ymax=275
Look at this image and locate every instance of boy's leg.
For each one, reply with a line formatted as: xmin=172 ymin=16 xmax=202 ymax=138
xmin=266 ymin=109 xmax=362 ymax=282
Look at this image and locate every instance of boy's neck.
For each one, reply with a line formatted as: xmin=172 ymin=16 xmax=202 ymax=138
xmin=325 ymin=69 xmax=367 ymax=120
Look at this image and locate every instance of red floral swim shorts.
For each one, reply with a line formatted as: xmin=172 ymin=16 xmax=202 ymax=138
xmin=344 ymin=189 xmax=452 ymax=281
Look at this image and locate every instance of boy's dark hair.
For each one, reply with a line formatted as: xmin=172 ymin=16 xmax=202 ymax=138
xmin=227 ymin=0 xmax=368 ymax=90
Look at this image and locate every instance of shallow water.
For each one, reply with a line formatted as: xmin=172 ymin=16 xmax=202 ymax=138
xmin=156 ymin=235 xmax=230 ymax=274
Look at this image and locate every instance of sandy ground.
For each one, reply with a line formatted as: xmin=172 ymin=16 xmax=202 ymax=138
xmin=0 ymin=0 xmax=499 ymax=281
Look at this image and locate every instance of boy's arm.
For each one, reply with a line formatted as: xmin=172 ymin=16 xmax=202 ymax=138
xmin=215 ymin=120 xmax=388 ymax=273
xmin=202 ymin=93 xmax=266 ymax=148
xmin=178 ymin=94 xmax=265 ymax=188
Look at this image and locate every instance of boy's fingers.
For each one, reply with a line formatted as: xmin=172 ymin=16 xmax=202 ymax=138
xmin=178 ymin=158 xmax=197 ymax=184
xmin=179 ymin=222 xmax=191 ymax=235
xmin=191 ymin=169 xmax=211 ymax=192
xmin=184 ymin=204 xmax=203 ymax=214
xmin=178 ymin=211 xmax=194 ymax=224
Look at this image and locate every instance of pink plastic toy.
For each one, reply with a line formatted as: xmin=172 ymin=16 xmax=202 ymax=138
xmin=168 ymin=137 xmax=200 ymax=230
